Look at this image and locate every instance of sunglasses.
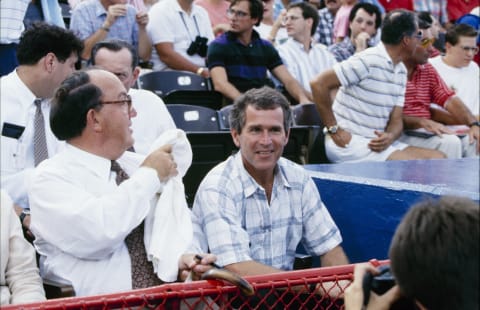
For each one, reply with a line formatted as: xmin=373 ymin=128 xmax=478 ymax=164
xmin=419 ymin=37 xmax=435 ymax=48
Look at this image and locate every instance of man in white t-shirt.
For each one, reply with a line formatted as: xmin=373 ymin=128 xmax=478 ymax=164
xmin=146 ymin=0 xmax=214 ymax=77
xmin=91 ymin=39 xmax=177 ymax=154
xmin=430 ymin=24 xmax=479 ymax=119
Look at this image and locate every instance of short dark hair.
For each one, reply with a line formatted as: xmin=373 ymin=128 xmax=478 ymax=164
xmin=230 ymin=86 xmax=292 ymax=134
xmin=230 ymin=0 xmax=264 ymax=26
xmin=16 ymin=22 xmax=83 ymax=65
xmin=445 ymin=23 xmax=478 ymax=46
xmin=381 ymin=9 xmax=418 ymax=45
xmin=288 ymin=2 xmax=319 ymax=36
xmin=348 ymin=2 xmax=382 ymax=31
xmin=417 ymin=11 xmax=432 ymax=30
xmin=90 ymin=39 xmax=139 ymax=69
xmin=417 ymin=11 xmax=433 ymax=25
xmin=389 ymin=196 xmax=479 ymax=310
xmin=50 ymin=70 xmax=103 ymax=141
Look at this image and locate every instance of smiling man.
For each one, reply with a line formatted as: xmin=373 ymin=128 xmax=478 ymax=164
xmin=191 ymin=86 xmax=348 ymax=276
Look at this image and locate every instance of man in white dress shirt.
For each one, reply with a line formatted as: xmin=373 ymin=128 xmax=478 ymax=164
xmin=0 ymin=22 xmax=83 ymax=229
xmin=91 ymin=39 xmax=177 ymax=154
xmin=277 ymin=2 xmax=337 ymax=97
xmin=28 ymin=68 xmax=216 ymax=296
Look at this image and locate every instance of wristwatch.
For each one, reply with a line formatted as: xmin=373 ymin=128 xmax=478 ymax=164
xmin=323 ymin=125 xmax=339 ymax=135
xmin=468 ymin=121 xmax=480 ymax=127
xmin=19 ymin=208 xmax=30 ymax=225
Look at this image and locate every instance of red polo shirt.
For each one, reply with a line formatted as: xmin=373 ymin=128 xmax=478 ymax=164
xmin=403 ymin=63 xmax=455 ymax=118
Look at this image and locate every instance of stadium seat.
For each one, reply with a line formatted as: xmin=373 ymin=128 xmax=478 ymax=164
xmin=167 ymin=104 xmax=220 ymax=131
xmin=184 ymin=131 xmax=238 ymax=206
xmin=291 ymin=104 xmax=330 ymax=164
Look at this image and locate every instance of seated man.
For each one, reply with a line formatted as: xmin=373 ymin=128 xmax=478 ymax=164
xmin=191 ymin=86 xmax=349 ymax=277
xmin=345 ymin=196 xmax=479 ymax=310
xmin=429 ymin=24 xmax=479 ymax=120
xmin=29 ymin=69 xmax=215 ymax=296
xmin=328 ymin=2 xmax=382 ymax=62
xmin=90 ymin=39 xmax=177 ymax=154
xmin=277 ymin=2 xmax=337 ymax=96
xmin=311 ymin=9 xmax=445 ymax=163
xmin=147 ymin=0 xmax=214 ymax=77
xmin=400 ymin=18 xmax=479 ymax=158
xmin=70 ymin=0 xmax=151 ymax=63
xmin=1 ymin=190 xmax=45 ymax=305
xmin=207 ymin=0 xmax=312 ymax=104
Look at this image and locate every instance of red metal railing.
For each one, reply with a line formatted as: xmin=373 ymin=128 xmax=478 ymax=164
xmin=5 ymin=260 xmax=389 ymax=310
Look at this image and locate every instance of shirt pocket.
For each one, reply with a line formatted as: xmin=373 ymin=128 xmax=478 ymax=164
xmin=1 ymin=136 xmax=27 ymax=173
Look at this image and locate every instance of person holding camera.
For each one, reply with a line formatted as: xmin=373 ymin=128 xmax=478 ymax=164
xmin=147 ymin=0 xmax=214 ymax=77
xmin=345 ymin=196 xmax=479 ymax=310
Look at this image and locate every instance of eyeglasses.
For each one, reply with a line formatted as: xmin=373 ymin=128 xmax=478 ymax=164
xmin=419 ymin=37 xmax=435 ymax=48
xmin=101 ymin=95 xmax=133 ymax=111
xmin=458 ymin=45 xmax=479 ymax=54
xmin=226 ymin=8 xmax=249 ymax=18
xmin=282 ymin=15 xmax=302 ymax=24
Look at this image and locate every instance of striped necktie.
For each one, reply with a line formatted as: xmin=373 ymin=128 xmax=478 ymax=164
xmin=33 ymin=99 xmax=48 ymax=166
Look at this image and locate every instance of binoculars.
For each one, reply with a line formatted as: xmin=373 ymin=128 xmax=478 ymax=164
xmin=187 ymin=36 xmax=208 ymax=58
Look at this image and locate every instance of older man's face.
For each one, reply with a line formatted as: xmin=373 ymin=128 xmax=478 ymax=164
xmin=90 ymin=70 xmax=137 ymax=156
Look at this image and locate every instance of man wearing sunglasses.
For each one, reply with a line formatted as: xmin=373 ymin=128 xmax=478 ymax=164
xmin=430 ymin=24 xmax=479 ymax=120
xmin=311 ymin=9 xmax=446 ymax=163
xmin=399 ymin=18 xmax=479 ymax=158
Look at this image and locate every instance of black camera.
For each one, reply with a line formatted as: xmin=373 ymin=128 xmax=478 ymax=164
xmin=362 ymin=265 xmax=396 ymax=305
xmin=187 ymin=36 xmax=208 ymax=57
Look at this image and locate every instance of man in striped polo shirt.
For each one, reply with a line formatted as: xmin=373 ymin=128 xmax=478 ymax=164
xmin=310 ymin=9 xmax=445 ymax=163
xmin=399 ymin=17 xmax=479 ymax=158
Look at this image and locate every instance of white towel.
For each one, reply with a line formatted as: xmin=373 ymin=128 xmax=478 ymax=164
xmin=143 ymin=129 xmax=193 ymax=282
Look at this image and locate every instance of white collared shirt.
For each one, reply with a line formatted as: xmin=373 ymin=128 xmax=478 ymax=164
xmin=0 ymin=70 xmax=64 ymax=209
xmin=29 ymin=144 xmax=161 ymax=296
xmin=147 ymin=0 xmax=214 ymax=70
xmin=277 ymin=37 xmax=337 ymax=93
xmin=129 ymin=88 xmax=176 ymax=154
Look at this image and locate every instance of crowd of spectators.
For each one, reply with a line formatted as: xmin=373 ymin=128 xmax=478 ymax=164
xmin=0 ymin=0 xmax=478 ymax=306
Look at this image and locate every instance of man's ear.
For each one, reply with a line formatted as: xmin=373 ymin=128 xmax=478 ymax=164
xmin=231 ymin=128 xmax=241 ymax=148
xmin=283 ymin=128 xmax=290 ymax=146
xmin=87 ymin=109 xmax=103 ymax=132
xmin=444 ymin=41 xmax=452 ymax=53
xmin=44 ymin=52 xmax=56 ymax=73
xmin=131 ymin=66 xmax=141 ymax=86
